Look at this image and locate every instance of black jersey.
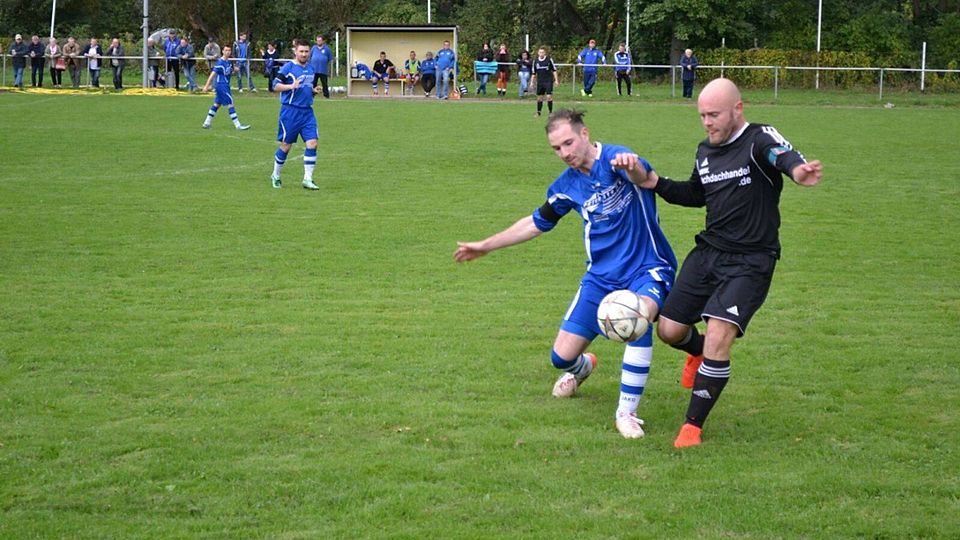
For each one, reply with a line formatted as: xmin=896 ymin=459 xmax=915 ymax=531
xmin=532 ymin=56 xmax=556 ymax=79
xmin=655 ymin=123 xmax=807 ymax=257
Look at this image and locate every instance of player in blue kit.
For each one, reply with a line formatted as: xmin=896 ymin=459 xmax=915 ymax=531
xmin=200 ymin=45 xmax=250 ymax=131
xmin=454 ymin=109 xmax=677 ymax=439
xmin=270 ymin=39 xmax=320 ymax=191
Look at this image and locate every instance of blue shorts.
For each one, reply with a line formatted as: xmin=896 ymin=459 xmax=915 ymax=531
xmin=277 ymin=106 xmax=318 ymax=144
xmin=214 ymin=86 xmax=233 ymax=106
xmin=560 ymin=268 xmax=674 ymax=346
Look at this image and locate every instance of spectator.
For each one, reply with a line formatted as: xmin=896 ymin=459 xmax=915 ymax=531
xmin=309 ymin=34 xmax=332 ymax=98
xmin=203 ymin=37 xmax=220 ymax=70
xmin=62 ymin=36 xmax=82 ymax=88
xmin=436 ymin=39 xmax=456 ymax=100
xmin=614 ymin=42 xmax=632 ymax=97
xmin=105 ymin=37 xmax=125 ymax=90
xmin=680 ymin=48 xmax=699 ymax=98
xmin=419 ymin=51 xmax=437 ymax=98
xmin=146 ymin=38 xmax=161 ymax=87
xmin=83 ymin=37 xmax=103 ymax=88
xmin=495 ymin=43 xmax=510 ymax=97
xmin=576 ymin=38 xmax=605 ymax=97
xmin=370 ymin=51 xmax=394 ymax=96
xmin=403 ymin=50 xmax=420 ymax=96
xmin=475 ymin=41 xmax=494 ymax=95
xmin=28 ymin=35 xmax=45 ymax=87
xmin=261 ymin=41 xmax=282 ymax=92
xmin=233 ymin=32 xmax=255 ymax=92
xmin=178 ymin=37 xmax=197 ymax=91
xmin=8 ymin=34 xmax=27 ymax=88
xmin=164 ymin=29 xmax=180 ymax=89
xmin=46 ymin=36 xmax=64 ymax=88
xmin=516 ymin=49 xmax=532 ymax=98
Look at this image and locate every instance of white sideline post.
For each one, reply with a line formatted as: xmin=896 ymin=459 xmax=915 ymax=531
xmin=50 ymin=0 xmax=57 ymax=38
xmin=921 ymin=41 xmax=926 ymax=93
xmin=336 ymin=32 xmax=340 ymax=76
xmin=816 ymin=0 xmax=822 ymax=89
xmin=625 ymin=0 xmax=631 ymax=52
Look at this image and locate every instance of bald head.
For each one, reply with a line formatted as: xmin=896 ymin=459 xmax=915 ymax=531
xmin=697 ymin=78 xmax=745 ymax=145
xmin=699 ymin=78 xmax=741 ymax=108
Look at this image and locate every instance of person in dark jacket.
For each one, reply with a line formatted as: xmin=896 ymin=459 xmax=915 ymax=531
xmin=9 ymin=34 xmax=28 ymax=88
xmin=82 ymin=37 xmax=104 ymax=88
xmin=680 ymin=48 xmax=699 ymax=98
xmin=28 ymin=35 xmax=45 ymax=87
xmin=261 ymin=41 xmax=282 ymax=92
xmin=475 ymin=41 xmax=494 ymax=95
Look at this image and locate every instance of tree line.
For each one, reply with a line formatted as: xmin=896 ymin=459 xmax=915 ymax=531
xmin=2 ymin=0 xmax=958 ymax=67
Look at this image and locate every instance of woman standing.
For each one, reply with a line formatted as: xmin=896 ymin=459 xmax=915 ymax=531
xmin=475 ymin=41 xmax=494 ymax=95
xmin=516 ymin=50 xmax=532 ymax=98
xmin=495 ymin=43 xmax=510 ymax=97
xmin=46 ymin=37 xmax=64 ymax=88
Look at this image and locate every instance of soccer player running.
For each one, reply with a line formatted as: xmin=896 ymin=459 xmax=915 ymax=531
xmin=635 ymin=78 xmax=823 ymax=448
xmin=454 ymin=109 xmax=677 ymax=439
xmin=530 ymin=47 xmax=558 ymax=117
xmin=200 ymin=45 xmax=250 ymax=131
xmin=270 ymin=39 xmax=321 ymax=191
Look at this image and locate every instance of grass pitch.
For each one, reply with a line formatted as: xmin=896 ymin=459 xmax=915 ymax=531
xmin=1 ymin=90 xmax=958 ymax=538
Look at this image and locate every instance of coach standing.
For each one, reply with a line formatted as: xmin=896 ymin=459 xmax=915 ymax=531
xmin=637 ymin=78 xmax=823 ymax=448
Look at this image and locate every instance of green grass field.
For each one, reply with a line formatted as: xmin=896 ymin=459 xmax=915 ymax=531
xmin=1 ymin=90 xmax=958 ymax=538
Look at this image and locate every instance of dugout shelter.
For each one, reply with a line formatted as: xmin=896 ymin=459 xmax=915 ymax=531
xmin=346 ymin=24 xmax=458 ymax=97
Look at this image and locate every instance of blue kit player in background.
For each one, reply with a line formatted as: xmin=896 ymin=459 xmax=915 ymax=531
xmin=270 ymin=39 xmax=321 ymax=191
xmin=454 ymin=109 xmax=677 ymax=439
xmin=200 ymin=45 xmax=250 ymax=131
xmin=576 ymin=38 xmax=606 ymax=97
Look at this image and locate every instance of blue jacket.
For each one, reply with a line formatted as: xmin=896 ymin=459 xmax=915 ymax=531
xmin=436 ymin=47 xmax=456 ymax=71
xmin=577 ymin=47 xmax=606 ymax=72
xmin=164 ymin=36 xmax=179 ymax=59
xmin=614 ymin=51 xmax=631 ymax=72
xmin=419 ymin=58 xmax=436 ymax=75
xmin=233 ymin=40 xmax=250 ymax=65
xmin=310 ymin=44 xmax=331 ymax=75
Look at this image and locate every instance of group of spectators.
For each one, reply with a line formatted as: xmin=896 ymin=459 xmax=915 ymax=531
xmin=576 ymin=38 xmax=700 ymax=98
xmin=7 ymin=33 xmax=128 ymax=89
xmin=6 ymin=30 xmax=335 ymax=95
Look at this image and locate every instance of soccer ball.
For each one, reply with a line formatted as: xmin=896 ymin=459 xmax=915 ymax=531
xmin=597 ymin=290 xmax=650 ymax=342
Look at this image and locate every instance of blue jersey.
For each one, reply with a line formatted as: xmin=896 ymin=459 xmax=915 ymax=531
xmin=213 ymin=58 xmax=233 ymax=87
xmin=275 ymin=62 xmax=315 ymax=108
xmin=614 ymin=51 xmax=631 ymax=72
xmin=532 ymin=142 xmax=677 ymax=286
xmin=577 ymin=48 xmax=606 ymax=72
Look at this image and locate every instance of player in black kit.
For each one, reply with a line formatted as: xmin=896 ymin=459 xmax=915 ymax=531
xmin=530 ymin=47 xmax=558 ymax=117
xmin=638 ymin=78 xmax=823 ymax=448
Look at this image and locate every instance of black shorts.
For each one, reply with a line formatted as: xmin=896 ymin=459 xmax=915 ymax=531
xmin=660 ymin=243 xmax=777 ymax=336
xmin=536 ymin=82 xmax=553 ymax=96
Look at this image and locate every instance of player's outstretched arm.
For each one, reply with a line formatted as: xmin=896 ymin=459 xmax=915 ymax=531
xmin=792 ymin=160 xmax=823 ymax=186
xmin=610 ymin=152 xmax=651 ymax=187
xmin=454 ymin=215 xmax=543 ymax=263
xmin=201 ymin=70 xmax=215 ymax=92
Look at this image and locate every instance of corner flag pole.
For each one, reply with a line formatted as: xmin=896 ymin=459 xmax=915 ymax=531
xmin=142 ymin=0 xmax=149 ymax=88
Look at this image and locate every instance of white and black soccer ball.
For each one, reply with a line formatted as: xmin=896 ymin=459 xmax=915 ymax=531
xmin=597 ymin=290 xmax=650 ymax=342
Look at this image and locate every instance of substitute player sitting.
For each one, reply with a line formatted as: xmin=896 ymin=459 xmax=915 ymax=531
xmin=270 ymin=39 xmax=321 ymax=190
xmin=454 ymin=109 xmax=678 ymax=439
xmin=200 ymin=45 xmax=250 ymax=130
